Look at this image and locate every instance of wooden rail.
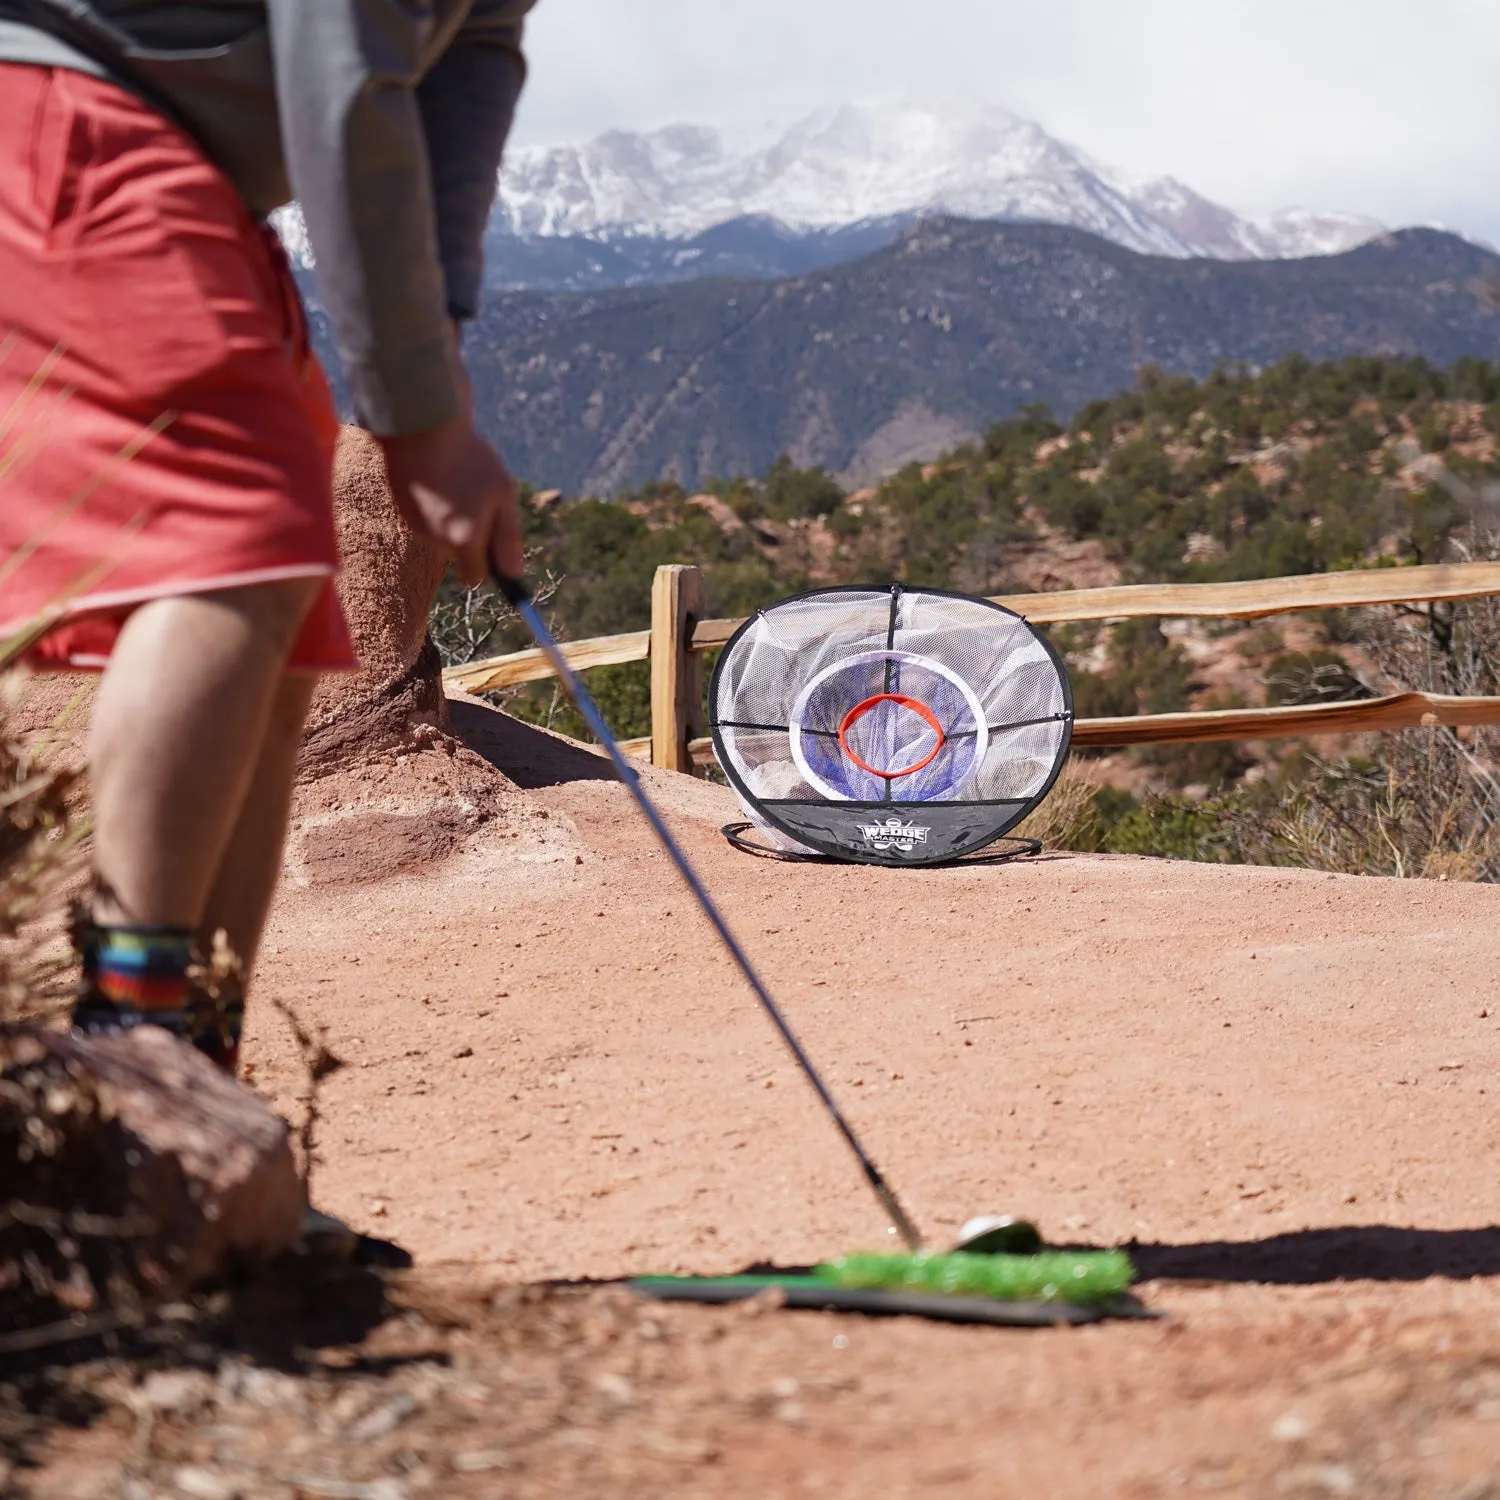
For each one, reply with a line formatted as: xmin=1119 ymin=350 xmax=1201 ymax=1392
xmin=441 ymin=562 xmax=1500 ymax=771
xmin=1070 ymin=692 xmax=1500 ymax=747
xmin=615 ymin=692 xmax=1500 ymax=767
xmin=688 ymin=562 xmax=1500 ymax=648
xmin=445 ymin=629 xmax=650 ymax=695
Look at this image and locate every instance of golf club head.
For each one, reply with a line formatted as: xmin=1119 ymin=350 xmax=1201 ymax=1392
xmin=953 ymin=1214 xmax=1043 ymax=1256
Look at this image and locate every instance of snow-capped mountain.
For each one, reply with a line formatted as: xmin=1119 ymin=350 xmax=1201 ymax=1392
xmin=496 ymin=102 xmax=1384 ymax=261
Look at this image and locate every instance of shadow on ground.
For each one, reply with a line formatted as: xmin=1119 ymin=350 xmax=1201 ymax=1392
xmin=0 ymin=1261 xmax=396 ymax=1380
xmin=0 ymin=1263 xmax=426 ymax=1483
xmin=447 ymin=696 xmax=613 ymax=788
xmin=1126 ymin=1225 xmax=1500 ymax=1284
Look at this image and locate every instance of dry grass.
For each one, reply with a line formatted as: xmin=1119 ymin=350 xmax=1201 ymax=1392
xmin=1240 ymin=742 xmax=1500 ymax=882
xmin=0 ymin=359 xmax=170 ymax=1021
xmin=1050 ymin=532 xmax=1500 ymax=882
xmin=0 ymin=675 xmax=82 ymax=1024
xmin=1018 ymin=530 xmax=1500 ymax=883
xmin=1012 ymin=769 xmax=1106 ymax=851
xmin=1248 ymin=534 xmax=1500 ymax=882
xmin=0 ymin=660 xmax=125 ymax=1345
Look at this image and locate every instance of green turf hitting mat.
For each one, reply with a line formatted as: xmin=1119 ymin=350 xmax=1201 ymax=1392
xmin=632 ymin=1248 xmax=1144 ymax=1327
xmin=820 ymin=1249 xmax=1135 ymax=1304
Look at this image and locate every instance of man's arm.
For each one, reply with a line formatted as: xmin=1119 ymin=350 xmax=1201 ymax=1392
xmin=266 ymin=0 xmax=465 ymax=435
xmin=266 ymin=0 xmax=531 ymax=582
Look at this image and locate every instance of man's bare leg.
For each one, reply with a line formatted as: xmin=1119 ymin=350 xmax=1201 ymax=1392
xmin=78 ymin=579 xmax=319 ymax=1057
xmin=199 ymin=673 xmax=316 ymax=979
xmin=87 ymin=578 xmax=319 ymax=931
xmin=85 ymin=585 xmax=363 ymax=1253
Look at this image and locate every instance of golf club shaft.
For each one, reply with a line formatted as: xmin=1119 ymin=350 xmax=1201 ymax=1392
xmin=501 ymin=582 xmax=924 ymax=1251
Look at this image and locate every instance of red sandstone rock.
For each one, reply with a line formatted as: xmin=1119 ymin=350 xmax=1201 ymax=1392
xmin=301 ymin=426 xmax=452 ymax=771
xmin=287 ymin=426 xmax=518 ymax=883
xmin=1 ymin=1025 xmax=302 ymax=1296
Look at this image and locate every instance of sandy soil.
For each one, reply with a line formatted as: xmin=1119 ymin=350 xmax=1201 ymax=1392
xmin=14 ymin=693 xmax=1500 ymax=1497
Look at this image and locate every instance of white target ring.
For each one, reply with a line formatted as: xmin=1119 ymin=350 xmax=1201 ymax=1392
xmin=788 ymin=649 xmax=990 ymax=802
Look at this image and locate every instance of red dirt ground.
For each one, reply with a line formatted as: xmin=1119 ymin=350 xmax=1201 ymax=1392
xmin=16 ymin=691 xmax=1500 ymax=1497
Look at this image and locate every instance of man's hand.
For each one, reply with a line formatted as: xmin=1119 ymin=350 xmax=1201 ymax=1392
xmin=379 ymin=417 xmax=523 ymax=586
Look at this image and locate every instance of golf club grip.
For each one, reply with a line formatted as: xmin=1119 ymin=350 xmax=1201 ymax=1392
xmin=494 ymin=571 xmax=531 ymax=607
xmin=504 ymin=593 xmax=925 ymax=1252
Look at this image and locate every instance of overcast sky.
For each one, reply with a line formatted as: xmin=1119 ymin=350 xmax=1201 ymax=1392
xmin=516 ymin=0 xmax=1500 ymax=243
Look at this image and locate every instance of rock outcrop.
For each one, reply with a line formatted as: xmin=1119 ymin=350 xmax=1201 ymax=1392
xmin=287 ymin=427 xmax=522 ymax=886
xmin=1 ymin=1025 xmax=303 ymax=1315
xmin=299 ymin=427 xmax=452 ymax=776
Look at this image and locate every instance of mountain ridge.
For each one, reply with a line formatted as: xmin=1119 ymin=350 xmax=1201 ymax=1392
xmin=275 ymin=102 xmax=1394 ymax=295
xmin=456 ymin=219 xmax=1500 ymax=495
xmin=496 ymin=102 xmax=1386 ymax=262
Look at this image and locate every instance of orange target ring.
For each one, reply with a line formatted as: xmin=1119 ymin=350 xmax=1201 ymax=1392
xmin=837 ymin=693 xmax=947 ymax=779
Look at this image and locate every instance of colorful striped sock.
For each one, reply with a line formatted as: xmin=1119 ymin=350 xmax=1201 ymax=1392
xmin=72 ymin=925 xmax=193 ymax=1041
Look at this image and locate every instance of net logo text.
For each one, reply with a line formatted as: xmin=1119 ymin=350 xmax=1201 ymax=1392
xmin=857 ymin=817 xmax=930 ymax=850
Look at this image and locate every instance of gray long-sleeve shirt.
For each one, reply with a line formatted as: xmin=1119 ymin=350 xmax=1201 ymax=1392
xmin=0 ymin=0 xmax=535 ymax=434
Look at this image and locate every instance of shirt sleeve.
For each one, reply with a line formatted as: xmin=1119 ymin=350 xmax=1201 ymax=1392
xmin=419 ymin=0 xmax=531 ymax=323
xmin=266 ymin=0 xmax=531 ymax=436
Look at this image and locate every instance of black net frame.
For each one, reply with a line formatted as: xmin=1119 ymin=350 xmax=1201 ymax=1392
xmin=710 ymin=583 xmax=1074 ymax=867
xmin=721 ymin=821 xmax=1045 ymax=867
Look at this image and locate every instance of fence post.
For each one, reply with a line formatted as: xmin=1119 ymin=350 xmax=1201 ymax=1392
xmin=650 ymin=564 xmax=704 ymax=772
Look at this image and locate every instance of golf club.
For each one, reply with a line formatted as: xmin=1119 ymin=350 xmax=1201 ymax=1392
xmin=494 ymin=571 xmax=925 ymax=1251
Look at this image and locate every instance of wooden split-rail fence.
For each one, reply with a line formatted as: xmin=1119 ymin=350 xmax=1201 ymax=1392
xmin=442 ymin=561 xmax=1500 ymax=773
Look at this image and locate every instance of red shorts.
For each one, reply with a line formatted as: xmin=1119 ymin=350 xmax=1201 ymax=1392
xmin=0 ymin=64 xmax=355 ymax=672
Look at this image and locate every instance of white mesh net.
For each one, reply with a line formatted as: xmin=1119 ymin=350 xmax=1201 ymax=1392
xmin=712 ymin=586 xmax=1072 ymax=861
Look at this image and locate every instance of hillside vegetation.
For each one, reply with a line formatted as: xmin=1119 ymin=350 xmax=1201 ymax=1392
xmin=436 ymin=353 xmax=1500 ymax=879
xmin=459 ymin=222 xmax=1500 ymax=495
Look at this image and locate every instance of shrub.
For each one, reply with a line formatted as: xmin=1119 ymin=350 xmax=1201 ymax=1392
xmin=761 ymin=454 xmax=844 ymax=521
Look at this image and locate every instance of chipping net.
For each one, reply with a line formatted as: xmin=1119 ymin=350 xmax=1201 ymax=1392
xmin=711 ymin=584 xmax=1073 ymax=865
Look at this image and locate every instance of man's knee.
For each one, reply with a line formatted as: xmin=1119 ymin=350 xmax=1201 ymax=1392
xmin=265 ymin=672 xmax=317 ymax=742
xmin=203 ymin=576 xmax=322 ymax=657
